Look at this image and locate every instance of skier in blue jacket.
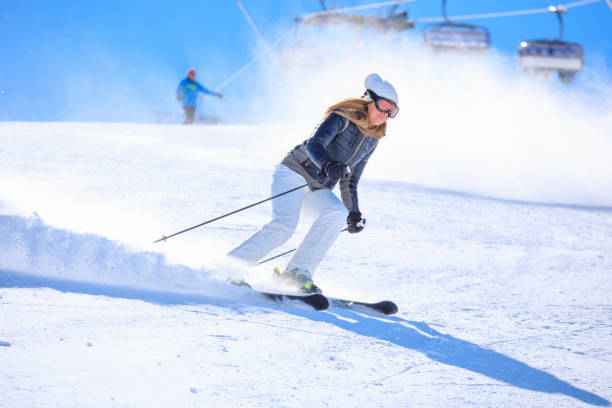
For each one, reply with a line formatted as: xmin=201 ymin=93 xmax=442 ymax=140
xmin=176 ymin=68 xmax=222 ymax=124
xmin=228 ymin=73 xmax=399 ymax=295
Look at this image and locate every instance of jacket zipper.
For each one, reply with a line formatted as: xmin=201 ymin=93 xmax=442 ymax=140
xmin=345 ymin=135 xmax=367 ymax=167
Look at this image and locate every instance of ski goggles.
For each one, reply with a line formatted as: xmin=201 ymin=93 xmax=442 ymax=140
xmin=365 ymin=89 xmax=399 ymax=119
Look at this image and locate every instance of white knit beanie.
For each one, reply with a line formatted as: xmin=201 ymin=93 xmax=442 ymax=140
xmin=364 ymin=73 xmax=398 ymax=105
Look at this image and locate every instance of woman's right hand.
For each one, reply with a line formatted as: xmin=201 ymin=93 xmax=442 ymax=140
xmin=323 ymin=161 xmax=348 ymax=181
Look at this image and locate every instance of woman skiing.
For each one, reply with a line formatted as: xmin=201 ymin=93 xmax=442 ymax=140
xmin=228 ymin=73 xmax=399 ymax=295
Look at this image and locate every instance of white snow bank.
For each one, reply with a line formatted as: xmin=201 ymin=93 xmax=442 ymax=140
xmin=0 ymin=213 xmax=231 ymax=296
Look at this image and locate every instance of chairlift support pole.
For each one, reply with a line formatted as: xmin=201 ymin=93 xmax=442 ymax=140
xmin=442 ymin=0 xmax=450 ymax=23
xmin=548 ymin=5 xmax=567 ymax=40
xmin=440 ymin=0 xmax=478 ymax=26
xmin=236 ymin=0 xmax=275 ymax=60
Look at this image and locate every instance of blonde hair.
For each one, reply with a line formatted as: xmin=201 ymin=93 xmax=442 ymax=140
xmin=324 ymin=98 xmax=386 ymax=139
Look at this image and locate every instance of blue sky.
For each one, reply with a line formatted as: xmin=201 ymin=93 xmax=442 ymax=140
xmin=1 ymin=0 xmax=610 ymax=122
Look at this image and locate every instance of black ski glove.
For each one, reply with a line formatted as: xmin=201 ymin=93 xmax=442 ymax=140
xmin=323 ymin=161 xmax=348 ymax=182
xmin=347 ymin=211 xmax=366 ymax=233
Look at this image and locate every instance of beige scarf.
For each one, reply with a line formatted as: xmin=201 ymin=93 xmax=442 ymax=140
xmin=324 ymin=98 xmax=386 ymax=139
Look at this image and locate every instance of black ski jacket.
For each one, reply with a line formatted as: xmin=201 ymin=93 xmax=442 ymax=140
xmin=281 ymin=112 xmax=379 ymax=213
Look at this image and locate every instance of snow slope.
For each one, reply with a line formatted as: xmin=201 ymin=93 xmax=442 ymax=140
xmin=0 ymin=121 xmax=611 ymax=407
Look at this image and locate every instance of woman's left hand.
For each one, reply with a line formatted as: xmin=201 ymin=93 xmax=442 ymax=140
xmin=347 ymin=211 xmax=366 ymax=233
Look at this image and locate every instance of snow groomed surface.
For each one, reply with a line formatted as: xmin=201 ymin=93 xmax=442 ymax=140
xmin=0 ymin=121 xmax=611 ymax=407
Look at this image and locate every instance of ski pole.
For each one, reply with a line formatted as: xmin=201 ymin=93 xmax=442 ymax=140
xmin=256 ymin=248 xmax=297 ymax=265
xmin=154 ymin=183 xmax=309 ymax=243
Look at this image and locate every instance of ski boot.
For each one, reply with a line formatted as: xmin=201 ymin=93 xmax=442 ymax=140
xmin=274 ymin=266 xmax=322 ymax=295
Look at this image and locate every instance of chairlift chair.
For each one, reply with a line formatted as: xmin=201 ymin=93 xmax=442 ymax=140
xmin=299 ymin=8 xmax=413 ymax=33
xmin=517 ymin=6 xmax=584 ymax=84
xmin=423 ymin=0 xmax=490 ymax=54
xmin=279 ymin=2 xmax=414 ymax=68
xmin=423 ymin=23 xmax=490 ymax=53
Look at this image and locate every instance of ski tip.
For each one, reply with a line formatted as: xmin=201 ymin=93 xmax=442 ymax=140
xmin=378 ymin=300 xmax=398 ymax=315
xmin=309 ymin=294 xmax=329 ymax=311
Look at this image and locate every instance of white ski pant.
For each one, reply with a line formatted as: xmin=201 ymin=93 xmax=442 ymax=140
xmin=228 ymin=164 xmax=348 ymax=275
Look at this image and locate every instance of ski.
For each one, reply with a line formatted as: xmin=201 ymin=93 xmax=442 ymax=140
xmin=230 ymin=280 xmax=397 ymax=315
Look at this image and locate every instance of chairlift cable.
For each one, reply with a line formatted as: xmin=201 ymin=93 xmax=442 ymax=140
xmin=309 ymin=0 xmax=418 ymax=18
xmin=564 ymin=0 xmax=605 ymax=8
xmin=416 ymin=0 xmax=602 ymax=23
xmin=418 ymin=7 xmax=547 ymax=23
xmin=218 ymin=0 xmax=603 ymax=92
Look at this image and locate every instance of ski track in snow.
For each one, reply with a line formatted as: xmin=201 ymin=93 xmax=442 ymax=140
xmin=0 ymin=122 xmax=611 ymax=407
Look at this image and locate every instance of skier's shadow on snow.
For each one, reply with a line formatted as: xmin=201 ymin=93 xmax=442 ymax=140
xmin=288 ymin=306 xmax=610 ymax=407
xmin=1 ymin=270 xmax=608 ymax=406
